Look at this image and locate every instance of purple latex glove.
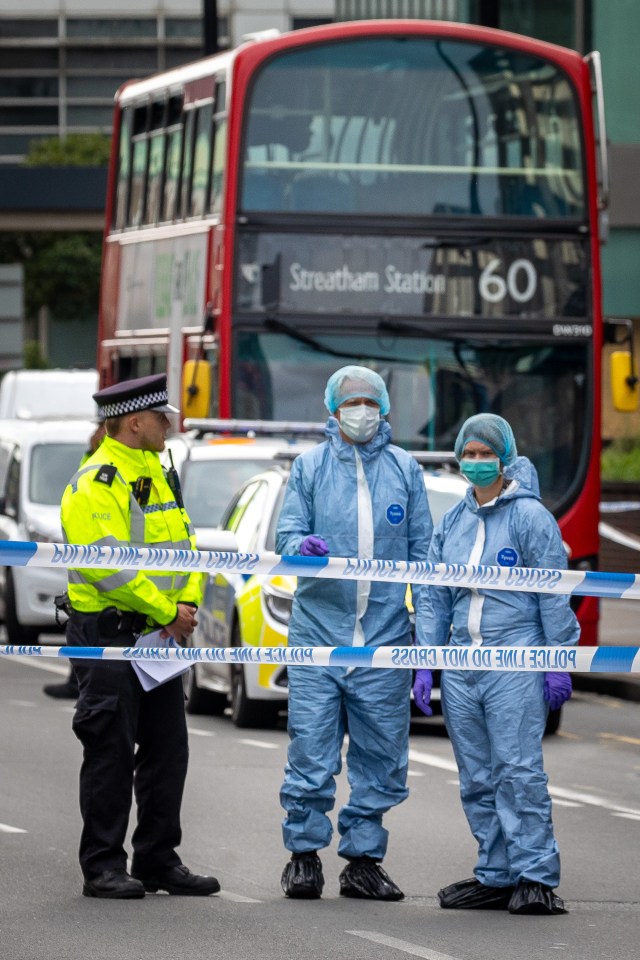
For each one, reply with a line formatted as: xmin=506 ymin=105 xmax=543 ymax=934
xmin=543 ymin=672 xmax=572 ymax=711
xmin=413 ymin=669 xmax=433 ymax=717
xmin=300 ymin=535 xmax=329 ymax=557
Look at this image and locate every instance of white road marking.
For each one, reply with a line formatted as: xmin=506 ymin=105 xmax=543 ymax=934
xmin=409 ymin=747 xmax=640 ymax=819
xmin=550 ymin=785 xmax=640 ymax=819
xmin=0 ymin=822 xmax=27 ymax=834
xmin=217 ymin=889 xmax=263 ymax=903
xmin=187 ymin=728 xmax=215 ymax=737
xmin=599 ymin=732 xmax=640 ymax=747
xmin=612 ymin=812 xmax=640 ymax=822
xmin=1 ymin=658 xmax=69 ymax=677
xmin=239 ymin=738 xmax=278 ymax=749
xmin=407 ymin=770 xmax=425 ymax=777
xmin=408 ymin=748 xmax=457 ymax=773
xmin=8 ymin=700 xmax=36 ymax=708
xmin=347 ymin=931 xmax=461 ymax=960
xmin=551 ymin=799 xmax=583 ymax=808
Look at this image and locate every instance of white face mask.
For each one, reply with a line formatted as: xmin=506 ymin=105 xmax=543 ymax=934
xmin=339 ymin=404 xmax=380 ymax=443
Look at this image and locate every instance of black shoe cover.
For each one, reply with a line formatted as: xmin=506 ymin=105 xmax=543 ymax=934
xmin=339 ymin=858 xmax=404 ymax=901
xmin=508 ymin=880 xmax=567 ymax=915
xmin=281 ymin=852 xmax=324 ymax=899
xmin=438 ymin=877 xmax=514 ymax=910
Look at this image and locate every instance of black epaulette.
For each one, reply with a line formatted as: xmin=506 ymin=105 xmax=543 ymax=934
xmin=94 ymin=464 xmax=117 ymax=486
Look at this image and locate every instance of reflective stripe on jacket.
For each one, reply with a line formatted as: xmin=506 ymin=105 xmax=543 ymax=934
xmin=60 ymin=434 xmax=202 ymax=625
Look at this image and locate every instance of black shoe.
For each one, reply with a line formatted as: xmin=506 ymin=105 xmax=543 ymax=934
xmin=132 ymin=863 xmax=220 ymax=896
xmin=508 ymin=880 xmax=566 ymax=915
xmin=43 ymin=681 xmax=78 ymax=700
xmin=339 ymin=858 xmax=404 ymax=901
xmin=438 ymin=877 xmax=514 ymax=910
xmin=281 ymin=852 xmax=324 ymax=899
xmin=82 ymin=869 xmax=145 ymax=899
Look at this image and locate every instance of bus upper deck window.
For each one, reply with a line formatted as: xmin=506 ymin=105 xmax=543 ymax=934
xmin=161 ymin=95 xmax=184 ymax=222
xmin=129 ymin=104 xmax=149 ymax=227
xmin=114 ymin=107 xmax=132 ymax=230
xmin=144 ymin=100 xmax=167 ymax=226
xmin=190 ymin=103 xmax=213 ymax=217
xmin=179 ymin=110 xmax=196 ymax=219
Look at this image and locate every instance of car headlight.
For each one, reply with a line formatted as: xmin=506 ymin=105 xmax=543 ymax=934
xmin=263 ymin=583 xmax=293 ymax=625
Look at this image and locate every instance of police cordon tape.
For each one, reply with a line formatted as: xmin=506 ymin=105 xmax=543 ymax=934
xmin=2 ymin=643 xmax=640 ymax=673
xmin=1 ymin=539 xmax=640 ymax=600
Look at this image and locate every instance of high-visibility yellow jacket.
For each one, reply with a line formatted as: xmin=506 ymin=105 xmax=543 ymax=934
xmin=61 ymin=435 xmax=202 ymax=625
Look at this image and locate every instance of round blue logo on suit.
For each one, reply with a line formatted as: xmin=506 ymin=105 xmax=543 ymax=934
xmin=497 ymin=547 xmax=519 ymax=567
xmin=386 ymin=503 xmax=405 ymax=525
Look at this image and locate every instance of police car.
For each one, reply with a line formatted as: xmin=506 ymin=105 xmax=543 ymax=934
xmin=164 ymin=418 xmax=324 ymax=541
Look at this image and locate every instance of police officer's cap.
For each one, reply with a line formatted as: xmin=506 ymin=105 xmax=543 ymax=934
xmin=93 ymin=373 xmax=179 ymax=420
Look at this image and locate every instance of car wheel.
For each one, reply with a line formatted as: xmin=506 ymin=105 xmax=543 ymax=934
xmin=184 ymin=662 xmax=227 ymax=716
xmin=229 ymin=624 xmax=279 ymax=729
xmin=544 ymin=707 xmax=562 ymax=736
xmin=4 ymin=570 xmax=40 ymax=645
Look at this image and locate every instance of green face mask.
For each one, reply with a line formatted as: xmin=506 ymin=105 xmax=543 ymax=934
xmin=459 ymin=457 xmax=501 ymax=487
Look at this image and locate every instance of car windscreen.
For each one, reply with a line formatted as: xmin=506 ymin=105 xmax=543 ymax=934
xmin=29 ymin=443 xmax=86 ymax=505
xmin=181 ymin=457 xmax=277 ymax=528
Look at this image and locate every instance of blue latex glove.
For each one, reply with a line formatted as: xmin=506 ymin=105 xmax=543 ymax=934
xmin=300 ymin=535 xmax=329 ymax=557
xmin=543 ymin=672 xmax=572 ymax=711
xmin=413 ymin=669 xmax=433 ymax=717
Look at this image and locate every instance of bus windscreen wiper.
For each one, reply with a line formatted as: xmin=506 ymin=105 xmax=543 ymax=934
xmin=420 ymin=237 xmax=491 ymax=249
xmin=265 ymin=317 xmax=347 ymax=357
xmin=265 ymin=317 xmax=408 ymax=364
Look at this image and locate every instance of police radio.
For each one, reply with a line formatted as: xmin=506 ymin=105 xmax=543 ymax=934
xmin=131 ymin=476 xmax=152 ymax=506
xmin=165 ymin=450 xmax=185 ymax=510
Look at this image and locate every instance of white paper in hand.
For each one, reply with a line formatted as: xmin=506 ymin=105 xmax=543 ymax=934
xmin=132 ymin=628 xmax=191 ymax=691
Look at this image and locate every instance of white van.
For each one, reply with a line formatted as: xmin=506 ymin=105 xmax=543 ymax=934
xmin=0 ymin=418 xmax=94 ymax=642
xmin=0 ymin=369 xmax=98 ymax=421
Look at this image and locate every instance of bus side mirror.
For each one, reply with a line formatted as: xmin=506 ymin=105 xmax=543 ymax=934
xmin=182 ymin=360 xmax=211 ymax=420
xmin=610 ymin=351 xmax=639 ymax=412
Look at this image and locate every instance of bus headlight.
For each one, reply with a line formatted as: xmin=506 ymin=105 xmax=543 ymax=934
xmin=263 ymin=583 xmax=293 ymax=625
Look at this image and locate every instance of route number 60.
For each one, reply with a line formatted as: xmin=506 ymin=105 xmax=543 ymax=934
xmin=479 ymin=258 xmax=537 ymax=304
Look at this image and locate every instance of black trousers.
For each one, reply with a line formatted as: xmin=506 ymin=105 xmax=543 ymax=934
xmin=67 ymin=613 xmax=189 ymax=880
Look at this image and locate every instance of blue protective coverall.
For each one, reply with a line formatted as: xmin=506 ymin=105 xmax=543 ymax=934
xmin=415 ymin=456 xmax=579 ymax=888
xmin=276 ymin=417 xmax=433 ymax=860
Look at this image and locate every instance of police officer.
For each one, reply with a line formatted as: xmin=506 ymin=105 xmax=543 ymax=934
xmin=61 ymin=373 xmax=219 ymax=899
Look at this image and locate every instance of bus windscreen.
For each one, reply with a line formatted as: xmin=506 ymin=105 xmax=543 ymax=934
xmin=232 ymin=329 xmax=588 ymax=512
xmin=241 ymin=36 xmax=584 ymax=220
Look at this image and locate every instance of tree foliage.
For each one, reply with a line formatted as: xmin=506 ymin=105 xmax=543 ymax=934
xmin=24 ymin=133 xmax=111 ymax=167
xmin=0 ymin=132 xmax=108 ymax=332
xmin=23 ymin=340 xmax=50 ymax=369
xmin=0 ymin=231 xmax=102 ymax=321
xmin=602 ymin=437 xmax=640 ymax=482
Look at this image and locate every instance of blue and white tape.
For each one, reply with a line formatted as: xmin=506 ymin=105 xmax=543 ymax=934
xmin=1 ymin=644 xmax=639 ymax=673
xmin=1 ymin=540 xmax=640 ymax=600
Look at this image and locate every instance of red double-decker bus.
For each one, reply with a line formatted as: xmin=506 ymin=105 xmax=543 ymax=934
xmin=97 ymin=20 xmax=635 ymax=644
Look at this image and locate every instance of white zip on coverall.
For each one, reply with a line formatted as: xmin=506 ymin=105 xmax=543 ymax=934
xmin=466 ymin=480 xmax=518 ymax=646
xmin=352 ymin=447 xmax=374 ymax=647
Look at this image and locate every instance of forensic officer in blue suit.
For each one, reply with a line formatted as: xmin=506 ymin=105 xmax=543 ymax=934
xmin=413 ymin=413 xmax=578 ymax=915
xmin=276 ymin=365 xmax=433 ymax=901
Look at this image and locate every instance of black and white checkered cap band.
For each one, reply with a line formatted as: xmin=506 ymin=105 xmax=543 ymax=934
xmin=98 ymin=390 xmax=168 ymax=419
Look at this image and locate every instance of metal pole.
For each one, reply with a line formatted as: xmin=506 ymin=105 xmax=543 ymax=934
xmin=477 ymin=0 xmax=500 ymax=28
xmin=203 ymin=0 xmax=219 ymax=56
